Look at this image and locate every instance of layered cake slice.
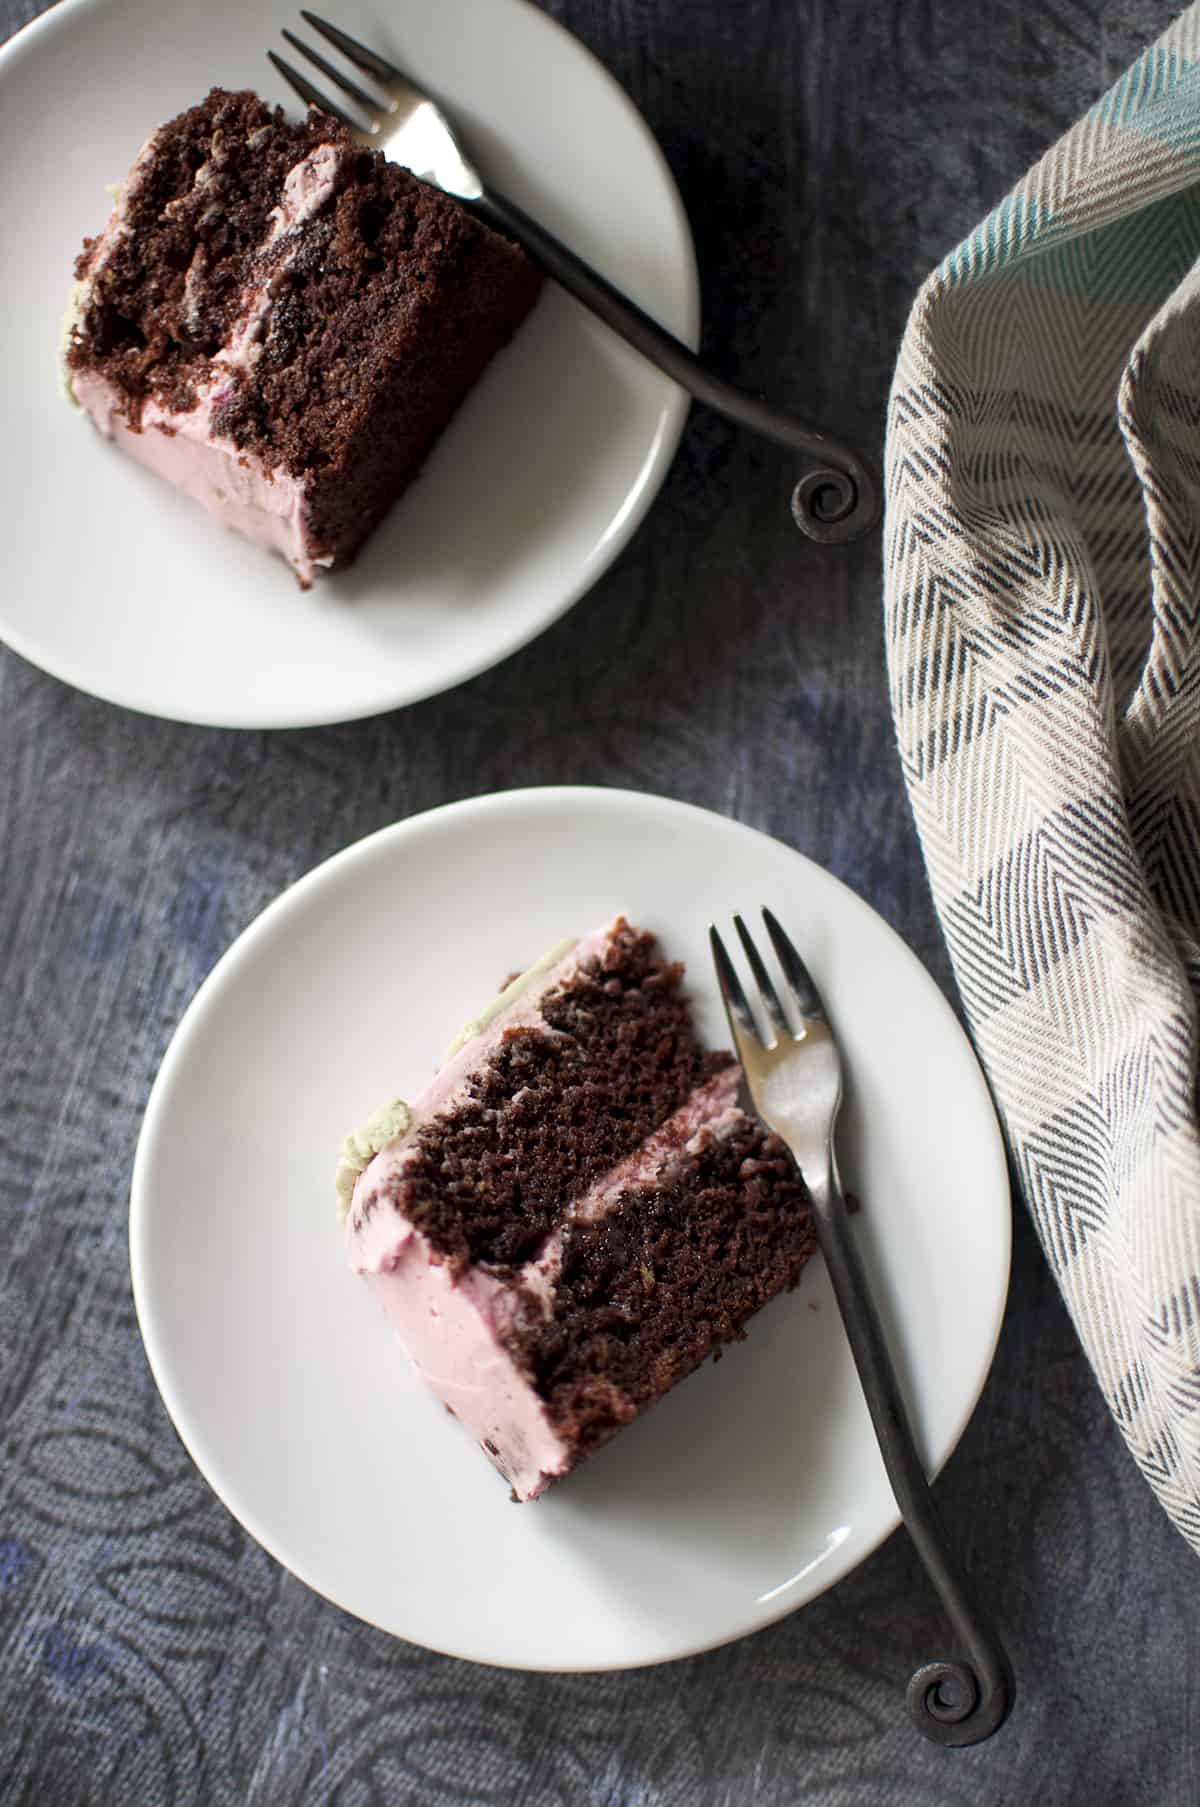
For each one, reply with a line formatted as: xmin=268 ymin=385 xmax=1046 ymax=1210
xmin=62 ymin=89 xmax=542 ymax=584
xmin=338 ymin=918 xmax=817 ymax=1500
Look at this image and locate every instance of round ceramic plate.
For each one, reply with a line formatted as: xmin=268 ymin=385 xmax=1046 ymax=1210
xmin=130 ymin=787 xmax=1011 ymax=1671
xmin=0 ymin=1 xmax=696 ymax=728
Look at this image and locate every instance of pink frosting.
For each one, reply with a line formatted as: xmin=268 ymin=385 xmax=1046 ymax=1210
xmin=351 ymin=1204 xmax=571 ymax=1501
xmin=269 ymin=142 xmax=346 ymax=239
xmin=72 ymin=370 xmax=327 ymax=582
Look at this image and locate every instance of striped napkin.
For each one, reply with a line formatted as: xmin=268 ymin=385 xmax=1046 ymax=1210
xmin=885 ymin=7 xmax=1200 ymax=1551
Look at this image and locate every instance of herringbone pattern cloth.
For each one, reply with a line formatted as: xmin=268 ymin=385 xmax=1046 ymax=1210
xmin=886 ymin=6 xmax=1200 ymax=1549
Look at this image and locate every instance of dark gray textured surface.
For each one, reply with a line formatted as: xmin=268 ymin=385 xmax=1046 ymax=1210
xmin=2 ymin=0 xmax=1197 ymax=1801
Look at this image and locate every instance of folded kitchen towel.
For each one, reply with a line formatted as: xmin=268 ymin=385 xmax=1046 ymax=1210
xmin=885 ymin=6 xmax=1200 ymax=1549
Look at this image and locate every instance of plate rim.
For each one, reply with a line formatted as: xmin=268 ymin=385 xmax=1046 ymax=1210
xmin=0 ymin=0 xmax=699 ymax=729
xmin=129 ymin=784 xmax=1013 ymax=1671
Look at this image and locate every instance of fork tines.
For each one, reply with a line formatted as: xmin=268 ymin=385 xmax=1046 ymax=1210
xmin=278 ymin=29 xmax=383 ymax=118
xmin=761 ymin=907 xmax=827 ymax=1022
xmin=709 ymin=921 xmax=759 ymax=1043
xmin=709 ymin=909 xmax=828 ymax=1048
xmin=300 ymin=12 xmax=402 ymax=82
xmin=269 ymin=12 xmax=407 ymax=134
xmin=733 ymin=913 xmax=788 ymax=1042
xmin=266 ymin=48 xmax=369 ymax=134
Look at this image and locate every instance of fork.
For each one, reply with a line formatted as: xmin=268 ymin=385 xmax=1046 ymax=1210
xmin=267 ymin=13 xmax=877 ymax=546
xmin=710 ymin=910 xmax=1014 ymax=1747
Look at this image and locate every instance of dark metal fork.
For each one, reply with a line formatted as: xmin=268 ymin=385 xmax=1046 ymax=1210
xmin=268 ymin=12 xmax=878 ymax=545
xmin=710 ymin=909 xmax=1013 ymax=1746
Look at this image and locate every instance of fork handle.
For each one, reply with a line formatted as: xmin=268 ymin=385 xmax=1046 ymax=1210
xmin=469 ymin=186 xmax=878 ymax=545
xmin=809 ymin=1159 xmax=1014 ymax=1746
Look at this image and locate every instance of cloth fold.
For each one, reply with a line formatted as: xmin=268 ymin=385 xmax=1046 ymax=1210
xmin=885 ymin=5 xmax=1200 ymax=1549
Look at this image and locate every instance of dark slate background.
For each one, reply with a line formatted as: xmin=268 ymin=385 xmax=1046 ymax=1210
xmin=2 ymin=0 xmax=1197 ymax=1801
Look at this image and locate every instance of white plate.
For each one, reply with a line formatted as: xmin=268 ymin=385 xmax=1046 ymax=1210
xmin=130 ymin=787 xmax=1011 ymax=1671
xmin=0 ymin=1 xmax=695 ymax=728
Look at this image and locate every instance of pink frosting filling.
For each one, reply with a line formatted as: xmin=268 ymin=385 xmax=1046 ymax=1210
xmin=521 ymin=1064 xmax=745 ymax=1305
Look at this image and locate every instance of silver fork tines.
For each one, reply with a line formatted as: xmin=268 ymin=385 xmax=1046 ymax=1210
xmin=710 ymin=913 xmax=841 ymax=1173
xmin=279 ymin=28 xmax=391 ymax=123
xmin=710 ymin=911 xmax=1013 ymax=1749
xmin=732 ymin=913 xmax=788 ymax=1043
xmin=762 ymin=904 xmax=826 ymax=1022
xmin=270 ymin=15 xmax=483 ymax=196
xmin=299 ymin=10 xmax=404 ymax=84
xmin=266 ymin=47 xmax=367 ymax=135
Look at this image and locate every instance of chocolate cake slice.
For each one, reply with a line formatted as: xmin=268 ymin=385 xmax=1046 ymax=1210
xmin=62 ymin=89 xmax=542 ymax=584
xmin=339 ymin=918 xmax=817 ymax=1500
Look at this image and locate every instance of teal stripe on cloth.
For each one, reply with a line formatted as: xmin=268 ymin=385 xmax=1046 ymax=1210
xmin=939 ymin=192 xmax=1062 ymax=285
xmin=1102 ymin=57 xmax=1200 ymax=149
xmin=1089 ymin=45 xmax=1189 ymax=126
xmin=1019 ymin=189 xmax=1200 ymax=308
xmin=938 ymin=34 xmax=1200 ymax=298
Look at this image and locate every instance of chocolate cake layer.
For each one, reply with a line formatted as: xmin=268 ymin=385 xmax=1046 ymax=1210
xmin=389 ymin=921 xmax=730 ymax=1269
xmin=512 ymin=1116 xmax=816 ymax=1462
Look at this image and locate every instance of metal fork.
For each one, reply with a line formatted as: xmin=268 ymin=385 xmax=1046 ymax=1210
xmin=267 ymin=12 xmax=877 ymax=545
xmin=710 ymin=909 xmax=1013 ymax=1747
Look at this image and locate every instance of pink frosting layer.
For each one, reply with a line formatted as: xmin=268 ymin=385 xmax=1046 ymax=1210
xmin=351 ymin=1205 xmax=570 ymax=1501
xmin=72 ymin=370 xmax=327 ymax=583
xmin=344 ymin=921 xmax=616 ymax=1501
